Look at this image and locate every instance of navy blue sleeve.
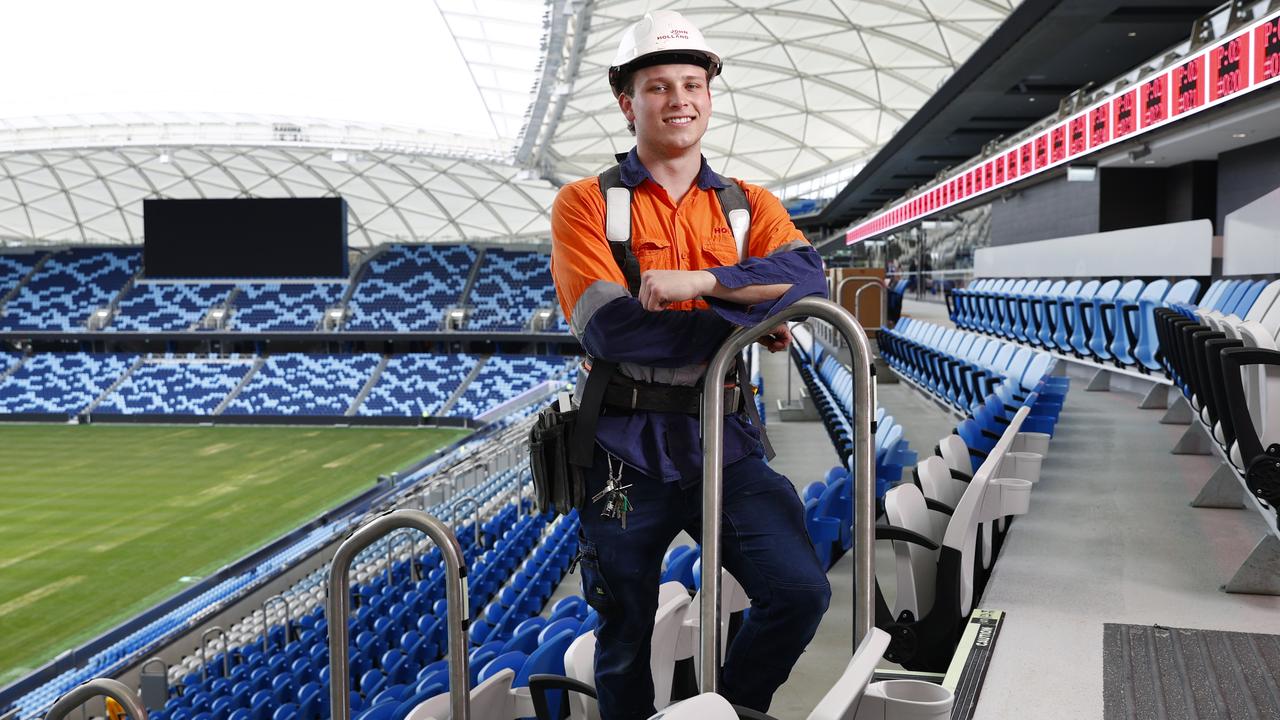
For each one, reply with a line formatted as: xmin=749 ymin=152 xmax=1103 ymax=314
xmin=704 ymin=246 xmax=828 ymax=326
xmin=581 ymin=297 xmax=735 ymax=368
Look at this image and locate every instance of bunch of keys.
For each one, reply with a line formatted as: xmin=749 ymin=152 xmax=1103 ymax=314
xmin=594 ymin=454 xmax=634 ymax=528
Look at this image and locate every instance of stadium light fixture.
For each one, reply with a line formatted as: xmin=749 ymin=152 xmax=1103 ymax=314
xmin=1128 ymin=144 xmax=1151 ymax=163
xmin=1066 ymin=165 xmax=1097 ymax=182
xmin=158 ymin=152 xmax=171 ymax=164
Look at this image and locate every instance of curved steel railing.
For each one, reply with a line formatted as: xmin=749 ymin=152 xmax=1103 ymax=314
xmin=199 ymin=627 xmax=228 ymax=681
xmin=449 ymin=496 xmax=483 ymax=547
xmin=698 ymin=296 xmax=875 ymax=694
xmin=44 ymin=679 xmax=148 ymax=720
xmin=853 ymin=281 xmax=888 ymax=332
xmin=327 ymin=510 xmax=470 ymax=720
xmin=835 ymin=275 xmax=887 ymax=332
xmin=261 ymin=595 xmax=291 ymax=653
xmin=385 ymin=528 xmax=421 ymax=585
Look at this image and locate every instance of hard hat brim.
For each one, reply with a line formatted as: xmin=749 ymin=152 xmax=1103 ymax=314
xmin=608 ymin=51 xmax=722 ymax=96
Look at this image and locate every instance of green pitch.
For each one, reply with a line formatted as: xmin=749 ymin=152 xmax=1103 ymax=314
xmin=0 ymin=424 xmax=469 ymax=685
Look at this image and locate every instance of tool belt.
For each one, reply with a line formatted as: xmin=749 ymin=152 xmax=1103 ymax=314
xmin=528 ymin=356 xmax=773 ymax=517
xmin=603 ymin=374 xmax=745 ymax=415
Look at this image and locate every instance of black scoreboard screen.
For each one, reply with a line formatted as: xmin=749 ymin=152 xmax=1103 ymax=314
xmin=143 ymin=197 xmax=349 ymax=278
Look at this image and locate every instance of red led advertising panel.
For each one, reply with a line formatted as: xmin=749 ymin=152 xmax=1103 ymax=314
xmin=1141 ymin=74 xmax=1168 ymax=126
xmin=1050 ymin=126 xmax=1066 ymax=162
xmin=1090 ymin=105 xmax=1110 ymax=147
xmin=1069 ymin=116 xmax=1087 ymax=155
xmin=850 ymin=13 xmax=1280 ymax=245
xmin=1113 ymin=89 xmax=1138 ymax=138
xmin=1172 ymin=56 xmax=1205 ymax=115
xmin=1210 ymin=34 xmax=1250 ymax=100
xmin=1255 ymin=17 xmax=1280 ymax=83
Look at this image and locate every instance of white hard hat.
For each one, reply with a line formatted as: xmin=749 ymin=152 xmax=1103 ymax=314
xmin=608 ymin=10 xmax=722 ymax=97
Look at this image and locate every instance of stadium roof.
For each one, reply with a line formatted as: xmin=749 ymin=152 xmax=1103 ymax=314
xmin=0 ymin=0 xmax=1014 ymax=249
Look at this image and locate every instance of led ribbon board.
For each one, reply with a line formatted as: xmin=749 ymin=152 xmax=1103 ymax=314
xmin=847 ymin=9 xmax=1280 ymax=244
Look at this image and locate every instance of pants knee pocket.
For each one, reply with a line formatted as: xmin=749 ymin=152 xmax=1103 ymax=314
xmin=578 ymin=540 xmax=616 ymax=613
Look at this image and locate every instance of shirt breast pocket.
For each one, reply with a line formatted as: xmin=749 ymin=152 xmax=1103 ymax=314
xmin=632 ymin=236 xmax=671 ymax=268
xmin=702 ymin=235 xmax=741 ymax=268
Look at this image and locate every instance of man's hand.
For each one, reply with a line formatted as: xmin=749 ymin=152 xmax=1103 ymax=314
xmin=638 ymin=269 xmax=715 ymax=311
xmin=757 ymin=324 xmax=792 ymax=353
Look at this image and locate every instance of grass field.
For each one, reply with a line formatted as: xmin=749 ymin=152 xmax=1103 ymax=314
xmin=0 ymin=424 xmax=469 ymax=685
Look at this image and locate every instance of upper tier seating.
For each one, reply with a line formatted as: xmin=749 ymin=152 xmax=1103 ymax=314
xmin=947 ymin=276 xmax=1201 ymax=374
xmin=225 ymin=354 xmax=379 ymax=415
xmin=111 ymin=283 xmax=233 ymax=332
xmin=447 ymin=355 xmax=574 ymax=418
xmin=95 ymin=359 xmax=253 ymax=415
xmin=0 ymin=352 xmax=136 ymax=414
xmin=358 ymin=354 xmax=480 ymax=417
xmin=346 ymin=245 xmax=477 ymax=332
xmin=229 ymin=283 xmax=346 ymax=332
xmin=0 ymin=252 xmax=43 ymax=295
xmin=466 ymin=250 xmax=556 ymax=332
xmin=0 ymin=248 xmax=140 ymax=331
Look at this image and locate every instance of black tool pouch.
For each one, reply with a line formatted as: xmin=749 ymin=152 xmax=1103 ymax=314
xmin=527 ymin=358 xmax=618 ymax=516
xmin=528 ymin=405 xmax=586 ymax=515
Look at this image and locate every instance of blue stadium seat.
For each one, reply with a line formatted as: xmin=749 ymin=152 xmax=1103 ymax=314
xmin=465 ymin=249 xmax=556 ymax=331
xmin=111 ymin=283 xmax=232 ymax=331
xmin=95 ymin=359 xmax=252 ymax=415
xmin=0 ymin=248 xmax=139 ymax=331
xmin=0 ymin=352 xmax=137 ymax=414
xmin=226 ymin=354 xmax=379 ymax=415
xmin=345 ymin=244 xmax=477 ymax=332
xmin=357 ymin=354 xmax=480 ymax=417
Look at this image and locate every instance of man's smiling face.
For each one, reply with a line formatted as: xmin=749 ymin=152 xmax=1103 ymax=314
xmin=620 ymin=63 xmax=712 ymax=157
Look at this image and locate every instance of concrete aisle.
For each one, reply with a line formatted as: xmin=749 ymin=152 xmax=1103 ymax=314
xmin=973 ymin=382 xmax=1280 ymax=719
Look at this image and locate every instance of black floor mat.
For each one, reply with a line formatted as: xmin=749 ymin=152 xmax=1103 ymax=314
xmin=1103 ymin=623 xmax=1280 ymax=719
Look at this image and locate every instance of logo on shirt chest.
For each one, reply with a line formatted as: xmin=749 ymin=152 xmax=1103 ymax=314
xmin=712 ymin=226 xmax=731 ymax=235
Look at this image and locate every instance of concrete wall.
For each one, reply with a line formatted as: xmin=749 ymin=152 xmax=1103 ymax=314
xmin=989 ymin=174 xmax=1099 ymax=246
xmin=1217 ymin=135 xmax=1280 ymax=232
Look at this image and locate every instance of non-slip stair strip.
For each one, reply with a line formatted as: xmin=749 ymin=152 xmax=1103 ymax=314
xmin=1103 ymin=623 xmax=1280 ymax=719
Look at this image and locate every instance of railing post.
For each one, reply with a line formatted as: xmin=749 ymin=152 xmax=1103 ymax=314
xmin=327 ymin=509 xmax=470 ymax=720
xmin=852 ymin=281 xmax=889 ymax=333
xmin=449 ymin=496 xmax=483 ymax=547
xmin=261 ymin=595 xmax=291 ymax=653
xmin=44 ymin=679 xmax=148 ymax=720
xmin=698 ymin=296 xmax=875 ymax=694
xmin=199 ymin=627 xmax=228 ymax=681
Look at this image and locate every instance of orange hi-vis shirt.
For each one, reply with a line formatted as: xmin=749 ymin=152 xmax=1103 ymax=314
xmin=547 ymin=151 xmax=826 ymax=482
xmin=551 ymin=155 xmax=810 ymax=341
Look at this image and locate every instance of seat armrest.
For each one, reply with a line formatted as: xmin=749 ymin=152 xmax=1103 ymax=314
xmin=875 ymin=524 xmax=940 ymax=550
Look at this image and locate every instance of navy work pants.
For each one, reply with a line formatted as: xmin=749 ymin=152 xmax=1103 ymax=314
xmin=577 ymin=447 xmax=831 ymax=719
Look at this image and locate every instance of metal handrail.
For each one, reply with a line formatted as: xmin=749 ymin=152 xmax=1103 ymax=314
xmin=261 ymin=595 xmax=291 ymax=653
xmin=199 ymin=627 xmax=228 ymax=681
xmin=853 ymin=281 xmax=889 ymax=332
xmin=44 ymin=679 xmax=148 ymax=720
xmin=449 ymin=496 xmax=483 ymax=547
xmin=698 ymin=296 xmax=875 ymax=694
xmin=328 ymin=510 xmax=470 ymax=720
xmin=386 ymin=528 xmax=420 ymax=586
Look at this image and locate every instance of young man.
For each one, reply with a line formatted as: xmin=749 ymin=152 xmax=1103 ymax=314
xmin=550 ymin=10 xmax=830 ymax=718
